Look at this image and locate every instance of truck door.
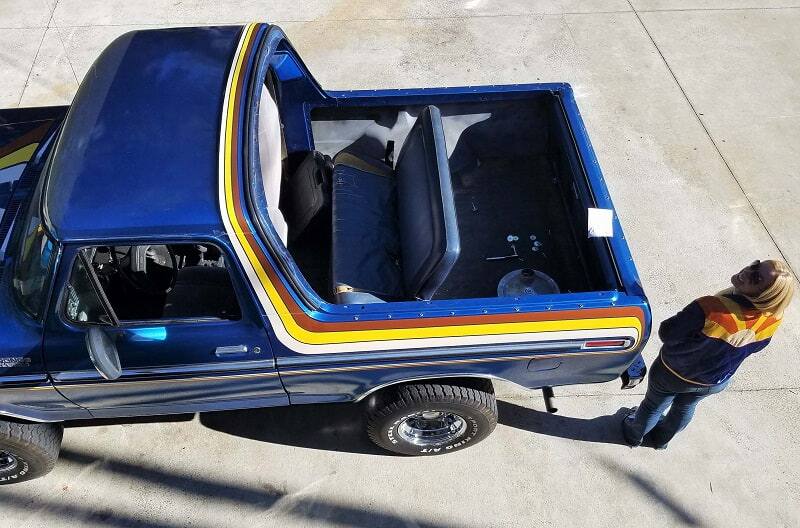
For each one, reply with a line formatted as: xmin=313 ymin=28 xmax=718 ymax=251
xmin=43 ymin=242 xmax=288 ymax=417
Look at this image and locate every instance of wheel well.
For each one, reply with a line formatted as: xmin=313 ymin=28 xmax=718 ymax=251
xmin=359 ymin=376 xmax=494 ymax=410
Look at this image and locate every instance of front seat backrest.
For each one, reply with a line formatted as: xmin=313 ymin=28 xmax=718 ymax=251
xmin=395 ymin=105 xmax=460 ymax=300
xmin=257 ymin=87 xmax=289 ymax=244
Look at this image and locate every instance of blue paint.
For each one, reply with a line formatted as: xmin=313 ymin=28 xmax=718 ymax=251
xmin=0 ymin=24 xmax=651 ymax=423
xmin=128 ymin=327 xmax=168 ymax=341
xmin=44 ymin=26 xmax=243 ymax=242
xmin=272 ymin=52 xmax=304 ymax=81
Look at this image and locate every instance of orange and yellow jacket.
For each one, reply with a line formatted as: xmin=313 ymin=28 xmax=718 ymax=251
xmin=658 ymin=294 xmax=781 ymax=386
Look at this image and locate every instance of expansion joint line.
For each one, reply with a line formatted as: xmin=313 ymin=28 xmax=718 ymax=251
xmin=626 ymin=1 xmax=798 ymax=282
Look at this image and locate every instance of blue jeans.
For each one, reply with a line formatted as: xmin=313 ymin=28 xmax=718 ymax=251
xmin=622 ymin=357 xmax=730 ymax=447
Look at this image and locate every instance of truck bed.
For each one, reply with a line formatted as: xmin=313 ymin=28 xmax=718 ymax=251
xmin=308 ymin=95 xmax=617 ymax=300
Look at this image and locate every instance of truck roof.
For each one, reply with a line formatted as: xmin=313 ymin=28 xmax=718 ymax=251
xmin=44 ymin=26 xmax=244 ymax=242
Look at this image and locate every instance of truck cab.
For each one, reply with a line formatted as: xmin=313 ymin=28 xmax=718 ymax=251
xmin=0 ymin=23 xmax=650 ymax=484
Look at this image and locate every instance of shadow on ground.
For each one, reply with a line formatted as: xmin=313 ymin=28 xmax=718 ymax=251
xmin=201 ymin=399 xmax=635 ymax=452
xmin=597 ymin=456 xmax=706 ymax=527
xmin=199 ymin=402 xmax=389 ymax=455
xmin=64 ymin=413 xmax=195 ymax=428
xmin=20 ymin=401 xmax=703 ymax=528
xmin=0 ymin=445 xmax=464 ymax=528
xmin=66 ymin=399 xmax=634 ymax=454
xmin=498 ymin=400 xmax=631 ymax=446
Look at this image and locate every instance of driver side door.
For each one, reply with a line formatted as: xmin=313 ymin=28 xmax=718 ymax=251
xmin=43 ymin=242 xmax=288 ymax=418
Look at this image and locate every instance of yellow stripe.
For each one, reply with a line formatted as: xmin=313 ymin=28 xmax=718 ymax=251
xmin=755 ymin=319 xmax=781 ymax=341
xmin=0 ymin=142 xmax=38 ymax=170
xmin=750 ymin=313 xmax=767 ymax=333
xmin=702 ymin=322 xmax=729 ymax=340
xmin=220 ymin=24 xmax=643 ymax=347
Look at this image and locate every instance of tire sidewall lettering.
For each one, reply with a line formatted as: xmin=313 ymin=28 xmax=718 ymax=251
xmin=0 ymin=455 xmax=29 ymax=482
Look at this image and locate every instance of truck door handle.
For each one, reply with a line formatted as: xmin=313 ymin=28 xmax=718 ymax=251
xmin=215 ymin=345 xmax=248 ymax=357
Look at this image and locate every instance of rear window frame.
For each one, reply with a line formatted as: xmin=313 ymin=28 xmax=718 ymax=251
xmin=11 ymin=175 xmax=58 ymax=321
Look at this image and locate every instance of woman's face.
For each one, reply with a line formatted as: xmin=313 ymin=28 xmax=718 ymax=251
xmin=731 ymin=260 xmax=778 ymax=297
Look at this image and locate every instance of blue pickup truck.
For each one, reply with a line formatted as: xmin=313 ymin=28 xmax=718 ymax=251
xmin=0 ymin=23 xmax=650 ymax=483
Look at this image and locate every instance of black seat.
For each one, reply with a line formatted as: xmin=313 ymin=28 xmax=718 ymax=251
xmin=331 ymin=105 xmax=460 ymax=303
xmin=163 ymin=266 xmax=241 ymax=319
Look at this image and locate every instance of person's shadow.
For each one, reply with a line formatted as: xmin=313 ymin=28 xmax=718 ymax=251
xmin=497 ymin=401 xmax=633 ymax=446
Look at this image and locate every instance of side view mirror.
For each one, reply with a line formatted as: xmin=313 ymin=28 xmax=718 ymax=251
xmin=85 ymin=327 xmax=122 ymax=380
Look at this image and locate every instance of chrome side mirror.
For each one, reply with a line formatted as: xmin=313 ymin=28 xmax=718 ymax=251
xmin=85 ymin=327 xmax=122 ymax=380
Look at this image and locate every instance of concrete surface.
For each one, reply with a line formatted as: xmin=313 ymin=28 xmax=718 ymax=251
xmin=1 ymin=0 xmax=799 ymax=526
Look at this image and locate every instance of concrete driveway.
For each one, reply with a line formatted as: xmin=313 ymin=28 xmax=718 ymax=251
xmin=1 ymin=0 xmax=799 ymax=526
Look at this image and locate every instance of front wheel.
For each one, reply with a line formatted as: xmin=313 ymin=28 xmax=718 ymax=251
xmin=0 ymin=419 xmax=63 ymax=485
xmin=367 ymin=382 xmax=498 ymax=456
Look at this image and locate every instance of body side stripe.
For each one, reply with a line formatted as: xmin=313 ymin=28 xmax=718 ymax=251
xmin=31 ymin=347 xmax=633 ymax=390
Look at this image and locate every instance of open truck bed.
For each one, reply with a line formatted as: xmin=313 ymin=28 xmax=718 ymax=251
xmin=308 ymin=96 xmax=617 ymax=300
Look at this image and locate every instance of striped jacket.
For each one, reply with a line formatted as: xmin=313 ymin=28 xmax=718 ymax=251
xmin=658 ymin=294 xmax=781 ymax=386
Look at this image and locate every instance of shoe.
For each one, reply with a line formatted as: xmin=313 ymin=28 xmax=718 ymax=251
xmin=642 ymin=431 xmax=668 ymax=450
xmin=620 ymin=407 xmax=641 ymax=447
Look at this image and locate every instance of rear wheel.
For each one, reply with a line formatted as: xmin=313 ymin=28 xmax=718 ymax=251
xmin=0 ymin=419 xmax=63 ymax=484
xmin=367 ymin=382 xmax=497 ymax=455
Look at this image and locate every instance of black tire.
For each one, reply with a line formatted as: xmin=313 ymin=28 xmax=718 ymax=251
xmin=0 ymin=419 xmax=63 ymax=485
xmin=367 ymin=382 xmax=498 ymax=456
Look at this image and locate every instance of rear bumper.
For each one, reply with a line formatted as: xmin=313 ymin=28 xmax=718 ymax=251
xmin=620 ymin=353 xmax=647 ymax=389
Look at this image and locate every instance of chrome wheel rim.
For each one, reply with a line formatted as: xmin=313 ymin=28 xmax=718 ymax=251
xmin=0 ymin=451 xmax=18 ymax=474
xmin=397 ymin=411 xmax=467 ymax=446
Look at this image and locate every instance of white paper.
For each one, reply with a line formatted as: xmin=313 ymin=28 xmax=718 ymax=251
xmin=587 ymin=208 xmax=614 ymax=238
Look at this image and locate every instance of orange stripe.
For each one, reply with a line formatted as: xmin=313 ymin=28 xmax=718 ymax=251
xmin=0 ymin=121 xmax=51 ymax=158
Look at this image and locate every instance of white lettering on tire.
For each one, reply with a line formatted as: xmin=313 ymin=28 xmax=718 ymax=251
xmin=0 ymin=457 xmax=29 ymax=482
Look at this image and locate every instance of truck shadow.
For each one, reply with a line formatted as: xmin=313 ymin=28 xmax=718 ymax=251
xmin=65 ymin=399 xmax=630 ymax=454
xmin=199 ymin=403 xmax=389 ymax=456
xmin=65 ymin=413 xmax=196 ymax=428
xmin=200 ymin=399 xmax=632 ymax=453
xmin=497 ymin=400 xmax=631 ymax=446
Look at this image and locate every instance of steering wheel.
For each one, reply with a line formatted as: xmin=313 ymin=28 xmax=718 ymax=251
xmin=112 ymin=245 xmax=179 ymax=295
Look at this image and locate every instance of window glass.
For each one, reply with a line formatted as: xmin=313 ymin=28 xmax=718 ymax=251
xmin=12 ymin=182 xmax=56 ymax=319
xmin=64 ymin=243 xmax=241 ymax=323
xmin=64 ymin=250 xmax=111 ymax=324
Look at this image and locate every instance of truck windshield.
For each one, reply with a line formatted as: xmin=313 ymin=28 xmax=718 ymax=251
xmin=12 ymin=180 xmax=56 ymax=319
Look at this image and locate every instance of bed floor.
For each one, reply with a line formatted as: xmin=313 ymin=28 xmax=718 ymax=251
xmin=434 ymin=155 xmax=593 ymax=299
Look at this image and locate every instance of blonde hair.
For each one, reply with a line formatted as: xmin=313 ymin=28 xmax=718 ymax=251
xmin=748 ymin=260 xmax=795 ymax=317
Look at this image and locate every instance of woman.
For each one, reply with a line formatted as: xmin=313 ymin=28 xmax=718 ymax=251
xmin=622 ymin=259 xmax=795 ymax=449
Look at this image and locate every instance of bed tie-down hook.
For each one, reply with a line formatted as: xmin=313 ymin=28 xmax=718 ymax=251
xmin=485 ymin=235 xmax=523 ymax=261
